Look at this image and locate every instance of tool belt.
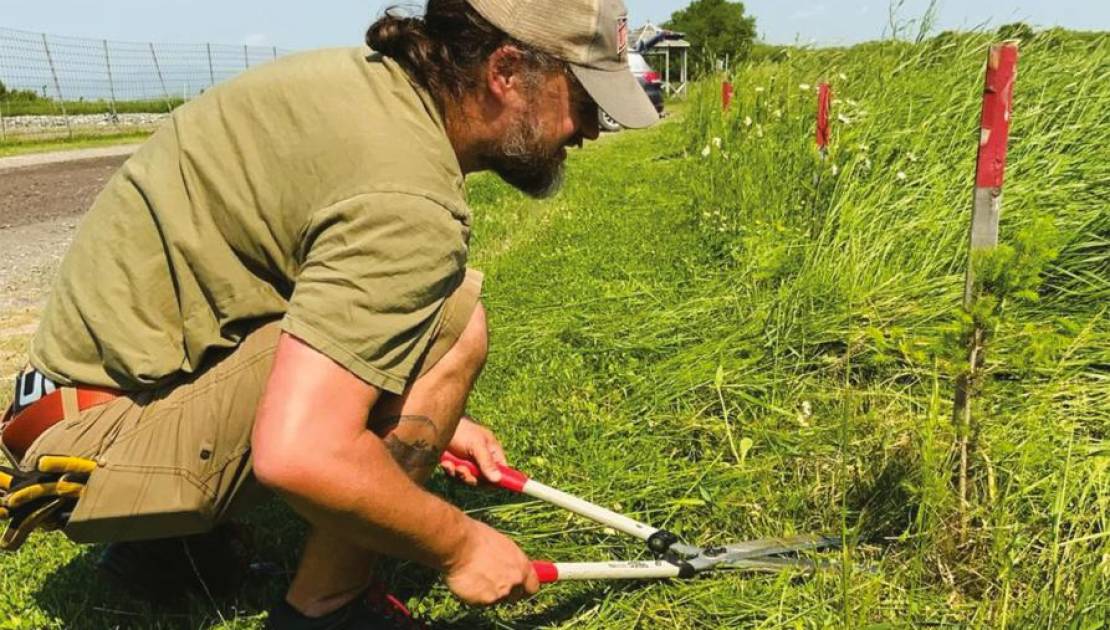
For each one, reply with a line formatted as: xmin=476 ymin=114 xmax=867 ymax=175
xmin=0 ymin=369 xmax=120 ymax=550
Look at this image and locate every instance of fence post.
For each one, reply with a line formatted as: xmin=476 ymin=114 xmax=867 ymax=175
xmin=243 ymin=45 xmax=250 ymax=69
xmin=272 ymin=46 xmax=278 ymax=61
xmin=0 ymin=102 xmax=6 ymax=143
xmin=952 ymin=42 xmax=1019 ymax=537
xmin=149 ymin=43 xmax=172 ymax=113
xmin=103 ymin=40 xmax=119 ymax=125
xmin=42 ymin=33 xmax=72 ymax=139
xmin=207 ymin=43 xmax=216 ymax=87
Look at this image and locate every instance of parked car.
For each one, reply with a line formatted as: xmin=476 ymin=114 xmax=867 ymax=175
xmin=599 ymin=52 xmax=665 ymax=132
xmin=599 ymin=29 xmax=683 ymax=131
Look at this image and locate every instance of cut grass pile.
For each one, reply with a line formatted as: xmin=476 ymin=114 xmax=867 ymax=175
xmin=0 ymin=28 xmax=1107 ymax=628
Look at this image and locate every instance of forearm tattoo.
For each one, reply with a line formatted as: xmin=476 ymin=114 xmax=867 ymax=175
xmin=381 ymin=415 xmax=441 ymax=473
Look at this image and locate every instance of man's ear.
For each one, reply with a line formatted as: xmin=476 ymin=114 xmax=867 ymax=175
xmin=484 ymin=45 xmax=529 ymax=108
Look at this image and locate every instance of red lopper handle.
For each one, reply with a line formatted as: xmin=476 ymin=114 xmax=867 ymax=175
xmin=532 ymin=561 xmax=558 ymax=583
xmin=439 ymin=451 xmax=530 ymax=493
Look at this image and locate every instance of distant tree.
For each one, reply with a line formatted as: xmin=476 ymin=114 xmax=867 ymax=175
xmin=664 ymin=0 xmax=757 ymax=64
xmin=0 ymin=79 xmax=6 ymax=98
xmin=999 ymin=22 xmax=1038 ymax=42
xmin=997 ymin=22 xmax=1035 ymax=42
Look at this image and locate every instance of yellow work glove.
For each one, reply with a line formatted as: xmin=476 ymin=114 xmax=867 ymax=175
xmin=0 ymin=455 xmax=96 ymax=551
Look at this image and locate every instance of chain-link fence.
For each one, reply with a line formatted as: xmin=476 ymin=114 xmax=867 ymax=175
xmin=0 ymin=27 xmax=294 ymax=143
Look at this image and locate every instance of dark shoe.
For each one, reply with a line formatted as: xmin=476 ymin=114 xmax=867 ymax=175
xmin=97 ymin=522 xmax=253 ymax=604
xmin=266 ymin=581 xmax=429 ymax=630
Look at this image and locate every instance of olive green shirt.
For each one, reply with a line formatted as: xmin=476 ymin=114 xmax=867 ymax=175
xmin=30 ymin=47 xmax=470 ymax=395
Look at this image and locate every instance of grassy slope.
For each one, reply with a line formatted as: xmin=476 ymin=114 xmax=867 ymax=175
xmin=0 ymin=132 xmax=149 ymax=157
xmin=1 ymin=99 xmax=183 ymax=117
xmin=1 ymin=30 xmax=1107 ymax=628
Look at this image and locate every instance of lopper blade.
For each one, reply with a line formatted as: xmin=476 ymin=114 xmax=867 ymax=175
xmin=687 ymin=534 xmax=841 ymax=573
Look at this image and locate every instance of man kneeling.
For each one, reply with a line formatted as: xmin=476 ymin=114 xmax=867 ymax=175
xmin=0 ymin=0 xmax=655 ymax=627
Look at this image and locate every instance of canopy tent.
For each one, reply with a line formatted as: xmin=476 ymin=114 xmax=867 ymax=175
xmin=629 ymin=21 xmax=690 ymax=97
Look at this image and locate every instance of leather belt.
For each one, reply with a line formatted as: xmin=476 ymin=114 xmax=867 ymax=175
xmin=2 ymin=386 xmax=120 ymax=462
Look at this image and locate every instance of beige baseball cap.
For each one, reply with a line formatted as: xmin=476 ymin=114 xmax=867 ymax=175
xmin=465 ymin=0 xmax=659 ymax=129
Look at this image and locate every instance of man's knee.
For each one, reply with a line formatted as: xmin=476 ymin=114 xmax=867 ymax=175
xmin=436 ymin=301 xmax=488 ymax=385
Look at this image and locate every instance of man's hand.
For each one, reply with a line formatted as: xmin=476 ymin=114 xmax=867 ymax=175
xmin=442 ymin=415 xmax=508 ymax=485
xmin=444 ymin=519 xmax=540 ymax=605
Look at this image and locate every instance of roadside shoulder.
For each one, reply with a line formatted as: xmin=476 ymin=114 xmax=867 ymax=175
xmin=0 ymin=145 xmax=139 ymax=173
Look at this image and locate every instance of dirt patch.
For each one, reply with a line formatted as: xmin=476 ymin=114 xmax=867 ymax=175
xmin=0 ymin=152 xmax=129 ymax=347
xmin=0 ymin=155 xmax=126 ymax=229
xmin=0 ymin=216 xmax=80 ymax=312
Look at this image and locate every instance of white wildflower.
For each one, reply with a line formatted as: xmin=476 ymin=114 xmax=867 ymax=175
xmin=907 ymin=152 xmax=919 ymax=162
xmin=743 ymin=116 xmax=753 ymax=127
xmin=701 ymin=145 xmax=711 ymax=158
xmin=831 ymin=164 xmax=840 ymax=176
xmin=838 ymin=72 xmax=848 ymax=80
xmin=773 ymin=109 xmax=782 ymax=119
xmin=897 ymin=171 xmax=908 ymax=180
xmin=797 ymin=400 xmax=813 ymax=426
xmin=799 ymin=83 xmax=811 ymax=91
xmin=712 ymin=137 xmax=722 ymax=149
xmin=756 ymin=124 xmax=764 ymax=138
xmin=755 ymin=86 xmax=765 ymax=93
xmin=837 ymin=113 xmax=852 ymax=124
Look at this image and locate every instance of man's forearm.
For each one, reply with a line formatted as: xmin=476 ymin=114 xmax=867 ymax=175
xmin=259 ymin=429 xmax=471 ymax=570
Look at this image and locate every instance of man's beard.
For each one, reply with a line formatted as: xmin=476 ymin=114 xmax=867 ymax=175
xmin=486 ymin=112 xmax=566 ymax=199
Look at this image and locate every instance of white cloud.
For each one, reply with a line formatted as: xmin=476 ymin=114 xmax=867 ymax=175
xmin=243 ymin=32 xmax=270 ymax=46
xmin=789 ymin=4 xmax=828 ymax=20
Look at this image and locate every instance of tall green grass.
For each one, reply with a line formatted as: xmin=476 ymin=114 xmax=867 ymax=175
xmin=663 ymin=28 xmax=1109 ymax=626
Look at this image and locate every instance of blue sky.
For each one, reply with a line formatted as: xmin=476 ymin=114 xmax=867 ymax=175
xmin=1 ymin=1 xmax=1107 ymax=48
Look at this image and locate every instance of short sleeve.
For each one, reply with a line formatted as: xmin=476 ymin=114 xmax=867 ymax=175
xmin=282 ymin=192 xmax=466 ymax=394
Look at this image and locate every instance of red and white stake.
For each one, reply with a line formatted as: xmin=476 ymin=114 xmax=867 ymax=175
xmin=954 ymin=42 xmax=1019 ymax=535
xmin=722 ymin=81 xmax=734 ymax=111
xmin=965 ymin=43 xmax=1019 ymax=301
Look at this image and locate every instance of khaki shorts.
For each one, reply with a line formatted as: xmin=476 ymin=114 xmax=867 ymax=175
xmin=18 ymin=269 xmax=483 ymax=543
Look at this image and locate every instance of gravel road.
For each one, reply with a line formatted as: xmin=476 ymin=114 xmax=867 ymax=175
xmin=0 ymin=153 xmax=130 ymax=312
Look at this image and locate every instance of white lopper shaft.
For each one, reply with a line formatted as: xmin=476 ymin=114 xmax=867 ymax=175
xmin=552 ymin=560 xmax=683 ymax=581
xmin=521 ymin=479 xmax=659 ymax=541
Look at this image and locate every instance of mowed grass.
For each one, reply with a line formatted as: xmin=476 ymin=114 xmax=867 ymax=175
xmin=1 ymin=28 xmax=1108 ymax=628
